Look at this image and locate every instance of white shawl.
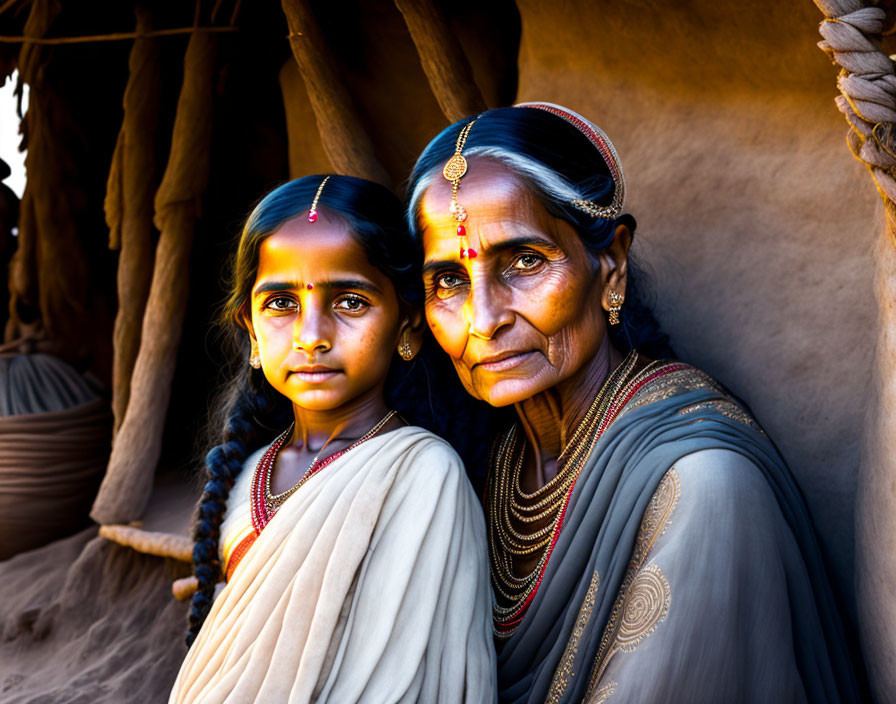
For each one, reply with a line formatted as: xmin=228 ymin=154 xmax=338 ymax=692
xmin=170 ymin=426 xmax=496 ymax=703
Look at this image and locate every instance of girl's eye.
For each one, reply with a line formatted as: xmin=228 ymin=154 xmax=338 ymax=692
xmin=511 ymin=252 xmax=544 ymax=272
xmin=334 ymin=295 xmax=369 ymax=312
xmin=264 ymin=296 xmax=297 ymax=312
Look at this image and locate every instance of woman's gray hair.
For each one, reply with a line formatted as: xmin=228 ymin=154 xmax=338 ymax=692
xmin=407 ymin=146 xmax=583 ymax=232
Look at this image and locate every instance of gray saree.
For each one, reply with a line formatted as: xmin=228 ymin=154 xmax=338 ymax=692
xmin=492 ymin=360 xmax=860 ymax=703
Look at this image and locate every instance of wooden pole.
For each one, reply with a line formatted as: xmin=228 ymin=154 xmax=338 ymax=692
xmin=106 ymin=7 xmax=161 ymax=435
xmin=92 ymin=30 xmax=217 ymax=525
xmin=280 ymin=0 xmax=391 ymax=187
xmin=5 ymin=0 xmax=59 ymax=343
xmin=394 ymin=0 xmax=487 ymax=122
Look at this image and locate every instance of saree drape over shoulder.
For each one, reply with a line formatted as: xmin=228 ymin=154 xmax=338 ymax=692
xmin=495 ymin=361 xmax=860 ymax=704
xmin=170 ymin=426 xmax=496 ymax=704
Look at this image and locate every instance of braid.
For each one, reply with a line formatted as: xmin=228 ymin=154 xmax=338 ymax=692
xmin=185 ymin=369 xmax=287 ymax=647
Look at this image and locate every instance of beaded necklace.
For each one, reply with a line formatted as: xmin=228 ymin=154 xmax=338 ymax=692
xmin=487 ymin=351 xmax=643 ymax=637
xmin=250 ymin=410 xmax=396 ymax=533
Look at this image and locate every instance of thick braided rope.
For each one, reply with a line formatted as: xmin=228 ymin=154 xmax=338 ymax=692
xmin=815 ymin=1 xmax=896 ymax=213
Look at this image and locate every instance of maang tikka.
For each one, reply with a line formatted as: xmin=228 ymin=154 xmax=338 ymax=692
xmin=307 ymin=176 xmax=330 ymax=223
xmin=442 ymin=119 xmax=478 ymax=258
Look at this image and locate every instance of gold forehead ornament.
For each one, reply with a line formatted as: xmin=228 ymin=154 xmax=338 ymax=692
xmin=307 ymin=175 xmax=330 ymax=223
xmin=442 ymin=119 xmax=477 ymax=258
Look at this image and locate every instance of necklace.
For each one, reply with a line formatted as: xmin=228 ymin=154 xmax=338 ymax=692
xmin=250 ymin=410 xmax=396 ymax=532
xmin=487 ymin=350 xmax=641 ymax=636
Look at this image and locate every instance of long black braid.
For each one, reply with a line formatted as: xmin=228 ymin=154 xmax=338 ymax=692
xmin=186 ymin=368 xmax=289 ymax=646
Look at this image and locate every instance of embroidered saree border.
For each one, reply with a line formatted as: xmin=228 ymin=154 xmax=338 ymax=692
xmin=546 ymin=570 xmax=601 ymax=704
xmin=584 ymin=468 xmax=680 ymax=696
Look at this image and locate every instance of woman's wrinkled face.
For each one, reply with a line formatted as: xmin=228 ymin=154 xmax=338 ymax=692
xmin=419 ymin=160 xmax=613 ymax=407
xmin=248 ymin=214 xmax=404 ymax=411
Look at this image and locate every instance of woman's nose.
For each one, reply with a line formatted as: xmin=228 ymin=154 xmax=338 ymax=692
xmin=463 ymin=277 xmax=513 ymax=341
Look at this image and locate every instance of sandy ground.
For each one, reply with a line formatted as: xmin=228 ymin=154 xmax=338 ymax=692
xmin=0 ymin=527 xmax=191 ymax=703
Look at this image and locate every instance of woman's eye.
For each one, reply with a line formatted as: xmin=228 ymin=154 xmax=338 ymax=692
xmin=435 ymin=273 xmax=465 ymax=290
xmin=511 ymin=252 xmax=544 ymax=271
xmin=334 ymin=295 xmax=368 ymax=312
xmin=264 ymin=296 xmax=296 ymax=312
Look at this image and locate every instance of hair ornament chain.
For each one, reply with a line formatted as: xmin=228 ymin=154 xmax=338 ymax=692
xmin=307 ymin=176 xmax=330 ymax=223
xmin=443 ymin=119 xmax=478 ymax=258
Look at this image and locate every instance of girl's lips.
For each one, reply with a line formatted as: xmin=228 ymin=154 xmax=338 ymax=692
xmin=292 ymin=368 xmax=341 ymax=383
xmin=475 ymin=351 xmax=535 ymax=373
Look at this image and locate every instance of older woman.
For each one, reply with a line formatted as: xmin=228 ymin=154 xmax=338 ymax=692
xmin=407 ymin=104 xmax=860 ymax=703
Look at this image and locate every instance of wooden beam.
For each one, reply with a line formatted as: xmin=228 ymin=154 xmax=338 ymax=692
xmin=92 ymin=30 xmax=217 ymax=524
xmin=106 ymin=8 xmax=161 ymax=436
xmin=394 ymin=0 xmax=487 ymax=123
xmin=280 ymin=0 xmax=391 ymax=187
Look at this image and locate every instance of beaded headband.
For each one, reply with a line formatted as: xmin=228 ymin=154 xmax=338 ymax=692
xmin=515 ymin=102 xmax=626 ymax=219
xmin=442 ymin=119 xmax=478 ymax=258
xmin=307 ymin=176 xmax=330 ymax=223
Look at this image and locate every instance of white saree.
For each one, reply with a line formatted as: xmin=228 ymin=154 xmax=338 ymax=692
xmin=170 ymin=426 xmax=496 ymax=703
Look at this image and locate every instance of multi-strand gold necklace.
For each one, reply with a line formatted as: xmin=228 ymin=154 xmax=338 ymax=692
xmin=250 ymin=410 xmax=396 ymax=532
xmin=488 ymin=350 xmax=641 ymax=636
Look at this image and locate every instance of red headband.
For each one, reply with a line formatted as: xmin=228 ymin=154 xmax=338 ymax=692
xmin=515 ymin=102 xmax=625 ymax=218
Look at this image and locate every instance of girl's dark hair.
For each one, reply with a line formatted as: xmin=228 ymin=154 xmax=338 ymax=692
xmin=407 ymin=106 xmax=671 ymax=359
xmin=186 ymin=175 xmax=500 ymax=646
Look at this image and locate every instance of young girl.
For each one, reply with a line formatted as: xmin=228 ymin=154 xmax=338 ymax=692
xmin=170 ymin=175 xmax=496 ymax=703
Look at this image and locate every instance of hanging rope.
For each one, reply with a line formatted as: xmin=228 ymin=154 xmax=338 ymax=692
xmin=815 ymin=0 xmax=896 ymax=239
xmin=0 ymin=26 xmax=238 ymax=45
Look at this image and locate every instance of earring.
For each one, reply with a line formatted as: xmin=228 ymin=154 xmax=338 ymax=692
xmin=249 ymin=340 xmax=262 ymax=369
xmin=398 ymin=333 xmax=414 ymax=361
xmin=608 ymin=291 xmax=624 ymax=326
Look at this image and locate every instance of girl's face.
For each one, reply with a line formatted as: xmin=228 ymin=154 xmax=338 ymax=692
xmin=248 ymin=213 xmax=406 ymax=412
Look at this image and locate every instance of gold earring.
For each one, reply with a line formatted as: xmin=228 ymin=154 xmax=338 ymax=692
xmin=608 ymin=291 xmax=624 ymax=326
xmin=398 ymin=333 xmax=414 ymax=361
xmin=249 ymin=340 xmax=262 ymax=369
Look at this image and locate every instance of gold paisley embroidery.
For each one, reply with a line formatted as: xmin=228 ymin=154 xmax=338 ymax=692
xmin=589 ymin=681 xmax=617 ymax=703
xmin=677 ymin=399 xmax=763 ymax=433
xmin=617 ymin=367 xmax=722 ymax=419
xmin=616 ymin=564 xmax=671 ymax=653
xmin=615 ymin=364 xmax=766 ymax=437
xmin=585 ymin=468 xmax=680 ymax=697
xmin=629 ymin=468 xmax=680 ymax=566
xmin=546 ymin=570 xmax=600 ymax=703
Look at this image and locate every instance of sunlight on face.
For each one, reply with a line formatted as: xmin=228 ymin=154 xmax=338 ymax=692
xmin=249 ymin=213 xmax=403 ymax=412
xmin=419 ymin=160 xmax=609 ymax=407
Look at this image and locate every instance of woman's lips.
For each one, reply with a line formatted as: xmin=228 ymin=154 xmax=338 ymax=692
xmin=474 ymin=350 xmax=536 ymax=373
